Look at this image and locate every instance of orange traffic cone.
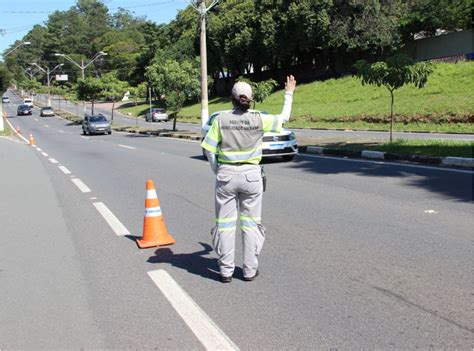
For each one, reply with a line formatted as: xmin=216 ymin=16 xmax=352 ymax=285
xmin=28 ymin=133 xmax=36 ymax=146
xmin=16 ymin=126 xmax=21 ymax=134
xmin=136 ymin=180 xmax=176 ymax=249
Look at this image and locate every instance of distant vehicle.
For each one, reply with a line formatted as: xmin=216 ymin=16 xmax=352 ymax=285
xmin=202 ymin=110 xmax=298 ymax=161
xmin=2 ymin=96 xmax=10 ymax=103
xmin=145 ymin=108 xmax=168 ymax=122
xmin=82 ymin=114 xmax=112 ymax=135
xmin=23 ymin=98 xmax=33 ymax=107
xmin=40 ymin=106 xmax=55 ymax=117
xmin=17 ymin=104 xmax=32 ymax=116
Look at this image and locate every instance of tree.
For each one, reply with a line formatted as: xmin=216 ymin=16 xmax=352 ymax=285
xmin=146 ymin=58 xmax=201 ymax=131
xmin=100 ymin=73 xmax=129 ymax=123
xmin=76 ymin=77 xmax=104 ymax=114
xmin=0 ymin=64 xmax=12 ymax=94
xmin=354 ymin=54 xmax=433 ymax=141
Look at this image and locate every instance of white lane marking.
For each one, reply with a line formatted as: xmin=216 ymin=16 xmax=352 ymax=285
xmin=147 ymin=270 xmax=239 ymax=351
xmin=44 ymin=124 xmax=49 ymax=128
xmin=147 ymin=269 xmax=239 ymax=350
xmin=90 ymin=197 xmax=97 ymax=200
xmin=58 ymin=130 xmax=65 ymax=133
xmin=71 ymin=178 xmax=91 ymax=193
xmin=93 ymin=202 xmax=130 ymax=236
xmin=118 ymin=144 xmax=135 ymax=149
xmin=49 ymin=158 xmax=58 ymax=164
xmin=300 ymin=154 xmax=474 ymax=174
xmin=81 ymin=136 xmax=90 ymax=140
xmin=58 ymin=165 xmax=71 ymax=174
xmin=36 ymin=147 xmax=43 ymax=152
xmin=424 ymin=210 xmax=438 ymax=214
xmin=34 ymin=118 xmax=38 ymax=121
xmin=41 ymin=152 xmax=49 ymax=157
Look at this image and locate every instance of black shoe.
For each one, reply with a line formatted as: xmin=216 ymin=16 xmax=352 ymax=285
xmin=243 ymin=270 xmax=259 ymax=281
xmin=220 ymin=275 xmax=232 ymax=283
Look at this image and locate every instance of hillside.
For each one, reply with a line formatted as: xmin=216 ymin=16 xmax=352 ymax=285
xmin=178 ymin=62 xmax=474 ymax=132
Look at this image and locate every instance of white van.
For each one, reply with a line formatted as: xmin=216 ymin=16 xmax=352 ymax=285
xmin=23 ymin=98 xmax=33 ymax=107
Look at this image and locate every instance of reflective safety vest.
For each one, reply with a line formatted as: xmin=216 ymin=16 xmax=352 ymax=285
xmin=201 ymin=109 xmax=283 ymax=164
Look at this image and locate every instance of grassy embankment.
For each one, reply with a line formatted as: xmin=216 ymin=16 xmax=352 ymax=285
xmin=121 ymin=62 xmax=474 ymax=134
xmin=121 ymin=62 xmax=474 ymax=158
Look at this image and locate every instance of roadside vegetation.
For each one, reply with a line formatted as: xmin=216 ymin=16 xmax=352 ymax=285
xmin=123 ymin=62 xmax=474 ymax=134
xmin=0 ymin=121 xmax=11 ymax=137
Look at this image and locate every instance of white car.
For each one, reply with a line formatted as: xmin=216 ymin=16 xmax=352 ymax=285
xmin=202 ymin=110 xmax=298 ymax=161
xmin=2 ymin=96 xmax=10 ymax=103
xmin=23 ymin=98 xmax=33 ymax=107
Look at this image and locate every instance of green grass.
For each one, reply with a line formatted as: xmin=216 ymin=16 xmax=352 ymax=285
xmin=312 ymin=139 xmax=474 ymax=158
xmin=120 ymin=61 xmax=473 ymax=133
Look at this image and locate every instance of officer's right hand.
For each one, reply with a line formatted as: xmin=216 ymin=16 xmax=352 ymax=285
xmin=285 ymin=75 xmax=296 ymax=93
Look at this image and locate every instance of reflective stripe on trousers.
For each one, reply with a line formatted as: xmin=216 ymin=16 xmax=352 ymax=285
xmin=212 ymin=164 xmax=266 ymax=278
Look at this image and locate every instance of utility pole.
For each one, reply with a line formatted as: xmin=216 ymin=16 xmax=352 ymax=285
xmin=194 ymin=0 xmax=218 ymax=127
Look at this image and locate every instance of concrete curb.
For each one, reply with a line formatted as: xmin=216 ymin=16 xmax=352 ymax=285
xmin=303 ymin=145 xmax=473 ymax=169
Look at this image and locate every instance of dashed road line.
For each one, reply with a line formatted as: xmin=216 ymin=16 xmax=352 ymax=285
xmin=48 ymin=158 xmax=58 ymax=164
xmin=58 ymin=130 xmax=65 ymax=133
xmin=147 ymin=270 xmax=239 ymax=351
xmin=36 ymin=147 xmax=42 ymax=152
xmin=58 ymin=165 xmax=71 ymax=174
xmin=93 ymin=202 xmax=130 ymax=236
xmin=41 ymin=152 xmax=49 ymax=157
xmin=118 ymin=144 xmax=135 ymax=149
xmin=81 ymin=136 xmax=90 ymax=140
xmin=71 ymin=178 xmax=91 ymax=193
xmin=44 ymin=124 xmax=49 ymax=128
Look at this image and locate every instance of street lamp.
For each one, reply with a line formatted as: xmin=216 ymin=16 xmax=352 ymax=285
xmin=54 ymin=51 xmax=107 ymax=79
xmin=30 ymin=62 xmax=64 ymax=107
xmin=3 ymin=41 xmax=31 ymax=57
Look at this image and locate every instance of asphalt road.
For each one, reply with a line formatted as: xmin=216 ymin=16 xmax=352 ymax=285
xmin=1 ymin=93 xmax=473 ymax=349
xmin=34 ymin=92 xmax=474 ymax=142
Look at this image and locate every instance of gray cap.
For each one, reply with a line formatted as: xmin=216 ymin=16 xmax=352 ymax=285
xmin=232 ymin=81 xmax=253 ymax=100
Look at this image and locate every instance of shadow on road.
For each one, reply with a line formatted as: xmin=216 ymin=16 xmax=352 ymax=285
xmin=291 ymin=155 xmax=473 ymax=203
xmin=146 ymin=242 xmax=244 ymax=282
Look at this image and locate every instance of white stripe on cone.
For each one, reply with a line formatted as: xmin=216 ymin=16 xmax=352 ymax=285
xmin=146 ymin=189 xmax=158 ymax=199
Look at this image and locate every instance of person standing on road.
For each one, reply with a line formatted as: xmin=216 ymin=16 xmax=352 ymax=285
xmin=201 ymin=75 xmax=297 ymax=283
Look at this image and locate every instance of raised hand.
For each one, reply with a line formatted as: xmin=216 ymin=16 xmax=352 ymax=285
xmin=285 ymin=75 xmax=296 ymax=93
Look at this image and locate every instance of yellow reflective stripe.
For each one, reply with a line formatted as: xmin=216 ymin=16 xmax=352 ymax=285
xmin=216 ymin=217 xmax=237 ymax=223
xmin=262 ymin=114 xmax=282 ymax=133
xmin=201 ymin=118 xmax=221 ymax=153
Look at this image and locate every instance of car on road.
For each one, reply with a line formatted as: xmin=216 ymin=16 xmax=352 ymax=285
xmin=82 ymin=114 xmax=112 ymax=135
xmin=40 ymin=106 xmax=55 ymax=117
xmin=23 ymin=98 xmax=33 ymax=107
xmin=2 ymin=96 xmax=10 ymax=103
xmin=202 ymin=110 xmax=298 ymax=161
xmin=145 ymin=108 xmax=168 ymax=122
xmin=17 ymin=104 xmax=32 ymax=116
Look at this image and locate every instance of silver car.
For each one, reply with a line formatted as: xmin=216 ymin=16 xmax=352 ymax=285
xmin=82 ymin=114 xmax=112 ymax=135
xmin=145 ymin=108 xmax=168 ymax=122
xmin=40 ymin=106 xmax=55 ymax=117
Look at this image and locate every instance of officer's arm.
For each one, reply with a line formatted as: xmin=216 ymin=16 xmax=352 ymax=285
xmin=278 ymin=75 xmax=297 ymax=122
xmin=201 ymin=118 xmax=221 ymax=174
xmin=204 ymin=150 xmax=218 ymax=174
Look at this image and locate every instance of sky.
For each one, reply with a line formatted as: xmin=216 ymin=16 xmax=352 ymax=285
xmin=0 ymin=0 xmax=189 ymax=55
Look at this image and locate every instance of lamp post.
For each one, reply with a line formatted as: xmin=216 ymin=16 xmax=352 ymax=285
xmin=54 ymin=51 xmax=107 ymax=79
xmin=3 ymin=41 xmax=31 ymax=57
xmin=30 ymin=62 xmax=64 ymax=107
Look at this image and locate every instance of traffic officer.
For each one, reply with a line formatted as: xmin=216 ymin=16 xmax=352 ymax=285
xmin=201 ymin=75 xmax=297 ymax=283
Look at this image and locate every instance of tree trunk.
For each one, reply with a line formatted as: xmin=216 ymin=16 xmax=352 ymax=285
xmin=389 ymin=89 xmax=394 ymax=142
xmin=111 ymin=101 xmax=115 ymax=124
xmin=172 ymin=111 xmax=178 ymax=132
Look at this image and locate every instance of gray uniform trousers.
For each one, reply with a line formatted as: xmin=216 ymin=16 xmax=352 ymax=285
xmin=212 ymin=164 xmax=266 ymax=278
